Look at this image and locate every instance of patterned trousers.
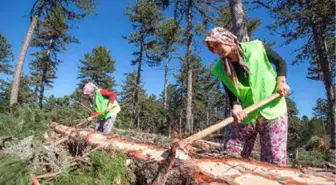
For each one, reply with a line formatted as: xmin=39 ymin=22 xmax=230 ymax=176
xmin=95 ymin=114 xmax=117 ymax=134
xmin=222 ymin=113 xmax=288 ymax=166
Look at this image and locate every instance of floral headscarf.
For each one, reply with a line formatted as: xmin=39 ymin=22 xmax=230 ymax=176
xmin=83 ymin=82 xmax=98 ymax=96
xmin=204 ymin=27 xmax=249 ymax=88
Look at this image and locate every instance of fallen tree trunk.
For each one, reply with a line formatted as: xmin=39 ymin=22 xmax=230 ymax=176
xmin=50 ymin=122 xmax=335 ymax=185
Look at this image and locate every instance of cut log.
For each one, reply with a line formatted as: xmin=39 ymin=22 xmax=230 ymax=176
xmin=50 ymin=122 xmax=336 ymax=185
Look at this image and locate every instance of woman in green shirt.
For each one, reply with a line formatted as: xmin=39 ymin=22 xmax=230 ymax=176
xmin=204 ymin=27 xmax=290 ymax=166
xmin=83 ymin=82 xmax=121 ymax=134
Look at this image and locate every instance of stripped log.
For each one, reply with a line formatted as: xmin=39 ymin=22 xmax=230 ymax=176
xmin=153 ymin=94 xmax=282 ymax=185
xmin=50 ymin=122 xmax=335 ymax=185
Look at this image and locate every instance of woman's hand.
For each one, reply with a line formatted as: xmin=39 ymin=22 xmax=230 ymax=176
xmin=276 ymin=76 xmax=291 ymax=97
xmin=232 ymin=104 xmax=246 ymax=123
xmin=105 ymin=103 xmax=113 ymax=113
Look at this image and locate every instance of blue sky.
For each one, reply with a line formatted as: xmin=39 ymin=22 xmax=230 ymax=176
xmin=0 ymin=0 xmax=326 ymax=117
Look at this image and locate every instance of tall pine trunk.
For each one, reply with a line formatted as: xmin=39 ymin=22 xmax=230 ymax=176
xmin=39 ymin=62 xmax=48 ymax=108
xmin=10 ymin=0 xmax=46 ymax=106
xmin=307 ymin=0 xmax=335 ymax=150
xmin=185 ymin=0 xmax=193 ymax=133
xmin=163 ymin=57 xmax=169 ymax=136
xmin=311 ymin=25 xmax=335 ymax=150
xmin=163 ymin=58 xmax=169 ymax=109
xmin=39 ymin=39 xmax=53 ymax=108
xmin=224 ymin=0 xmax=249 ymax=138
xmin=134 ymin=36 xmax=144 ymax=129
xmin=33 ymin=81 xmax=39 ymax=102
xmin=229 ymin=0 xmax=249 ymax=42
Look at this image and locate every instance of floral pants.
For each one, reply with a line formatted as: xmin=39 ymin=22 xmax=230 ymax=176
xmin=222 ymin=113 xmax=288 ymax=166
xmin=95 ymin=114 xmax=117 ymax=134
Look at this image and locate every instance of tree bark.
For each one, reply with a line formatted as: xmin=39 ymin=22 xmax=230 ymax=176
xmin=33 ymin=82 xmax=39 ymax=102
xmin=311 ymin=25 xmax=335 ymax=150
xmin=229 ymin=0 xmax=249 ymax=42
xmin=306 ymin=0 xmax=335 ymax=150
xmin=185 ymin=0 xmax=193 ymax=133
xmin=323 ymin=40 xmax=335 ymax=150
xmin=39 ymin=39 xmax=53 ymax=108
xmin=225 ymin=0 xmax=249 ymax=138
xmin=39 ymin=63 xmax=48 ymax=108
xmin=50 ymin=122 xmax=335 ymax=185
xmin=9 ymin=0 xmax=46 ymax=106
xmin=134 ymin=36 xmax=144 ymax=129
xmin=163 ymin=58 xmax=169 ymax=109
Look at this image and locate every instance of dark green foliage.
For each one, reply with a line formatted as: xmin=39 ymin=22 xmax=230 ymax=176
xmin=124 ymin=0 xmax=163 ymax=126
xmin=287 ymin=98 xmax=311 ymax=151
xmin=117 ymin=72 xmax=166 ymax=133
xmin=91 ymin=151 xmax=128 ymax=184
xmin=252 ymin=0 xmax=336 ymax=149
xmin=30 ymin=0 xmax=96 ymax=20
xmin=0 ymin=33 xmax=13 ymax=108
xmin=0 ymin=33 xmax=14 ymax=82
xmin=26 ymin=0 xmax=96 ymax=108
xmin=138 ymin=94 xmax=165 ymax=133
xmin=306 ymin=136 xmax=324 ymax=151
xmin=173 ymin=0 xmax=223 ymax=132
xmin=313 ymin=98 xmax=328 ymax=122
xmin=0 ymin=104 xmax=49 ymax=139
xmin=199 ymin=64 xmax=227 ymax=127
xmin=124 ymin=0 xmax=163 ymax=67
xmin=0 ymin=94 xmax=90 ymax=138
xmin=54 ymin=151 xmax=129 ymax=185
xmin=0 ymin=75 xmax=35 ymax=112
xmin=174 ymin=55 xmax=226 ymax=132
xmin=165 ymin=84 xmax=182 ymax=123
xmin=0 ymin=156 xmax=30 ymax=185
xmin=78 ymin=46 xmax=116 ymax=90
xmin=216 ymin=6 xmax=261 ymax=38
xmin=154 ymin=18 xmax=181 ymax=60
xmin=117 ymin=72 xmax=145 ymax=129
xmin=44 ymin=95 xmax=90 ymax=125
xmin=30 ymin=5 xmax=79 ymax=106
xmin=55 ymin=171 xmax=94 ymax=185
xmin=295 ymin=148 xmax=328 ymax=167
xmin=252 ymin=0 xmax=335 ymax=68
xmin=173 ymin=0 xmax=222 ymax=35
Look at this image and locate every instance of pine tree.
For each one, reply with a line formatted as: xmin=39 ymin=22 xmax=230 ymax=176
xmin=0 ymin=75 xmax=34 ymax=111
xmin=287 ymin=97 xmax=306 ymax=151
xmin=252 ymin=0 xmax=336 ymax=150
xmin=29 ymin=5 xmax=79 ymax=107
xmin=201 ymin=64 xmax=227 ymax=128
xmin=0 ymin=33 xmax=14 ymax=89
xmin=10 ymin=0 xmax=96 ymax=106
xmin=216 ymin=6 xmax=260 ymax=38
xmin=154 ymin=18 xmax=181 ymax=109
xmin=215 ymin=2 xmax=276 ymax=120
xmin=313 ymin=98 xmax=329 ymax=122
xmin=29 ymin=52 xmax=57 ymax=104
xmin=77 ymin=46 xmax=116 ymax=90
xmin=170 ymin=0 xmax=224 ymax=132
xmin=228 ymin=0 xmax=250 ymax=41
xmin=165 ymin=84 xmax=183 ymax=136
xmin=175 ymin=55 xmax=207 ymax=132
xmin=118 ymin=72 xmax=146 ymax=129
xmin=124 ymin=0 xmax=162 ymax=128
xmin=138 ymin=94 xmax=165 ymax=133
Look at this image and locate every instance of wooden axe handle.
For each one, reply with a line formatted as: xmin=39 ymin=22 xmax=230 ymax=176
xmin=179 ymin=93 xmax=281 ymax=147
xmin=75 ymin=119 xmax=90 ymax=127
